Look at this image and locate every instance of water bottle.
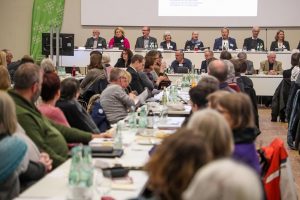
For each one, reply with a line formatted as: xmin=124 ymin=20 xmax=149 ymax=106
xmin=114 ymin=121 xmax=123 ymax=149
xmin=128 ymin=106 xmax=136 ymax=129
xmin=68 ymin=146 xmax=93 ymax=200
xmin=147 ymin=109 xmax=154 ymax=129
xmin=161 ymin=87 xmax=168 ymax=105
xmin=138 ymin=106 xmax=147 ymax=128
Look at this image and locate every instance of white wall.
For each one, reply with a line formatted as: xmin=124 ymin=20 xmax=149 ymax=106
xmin=1 ymin=0 xmax=300 ymax=61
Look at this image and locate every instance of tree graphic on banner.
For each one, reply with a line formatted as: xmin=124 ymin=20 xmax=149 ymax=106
xmin=30 ymin=0 xmax=65 ymax=62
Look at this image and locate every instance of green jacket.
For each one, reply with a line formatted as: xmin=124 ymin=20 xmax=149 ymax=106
xmin=8 ymin=90 xmax=92 ymax=168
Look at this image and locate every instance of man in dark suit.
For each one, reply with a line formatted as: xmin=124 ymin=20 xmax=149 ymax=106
xmin=85 ymin=29 xmax=107 ymax=49
xmin=135 ymin=26 xmax=158 ymax=49
xmin=213 ymin=27 xmax=237 ymax=51
xmin=184 ymin=31 xmax=204 ymax=50
xmin=243 ymin=26 xmax=265 ymax=51
xmin=127 ymin=54 xmax=146 ymax=94
xmin=200 ymin=50 xmax=214 ymax=73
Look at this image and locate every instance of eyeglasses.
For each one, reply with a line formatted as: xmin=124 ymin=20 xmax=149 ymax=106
xmin=142 ymin=29 xmax=149 ymax=31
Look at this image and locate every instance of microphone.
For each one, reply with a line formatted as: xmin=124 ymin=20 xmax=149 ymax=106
xmin=265 ymin=28 xmax=268 ymax=51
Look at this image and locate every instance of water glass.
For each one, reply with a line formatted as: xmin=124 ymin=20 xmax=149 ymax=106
xmin=95 ymin=168 xmax=112 ymax=196
xmin=160 ymin=106 xmax=168 ymax=124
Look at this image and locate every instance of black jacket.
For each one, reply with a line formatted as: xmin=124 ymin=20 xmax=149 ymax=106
xmin=127 ymin=66 xmax=145 ymax=94
xmin=243 ymin=37 xmax=265 ymax=51
xmin=56 ymin=99 xmax=99 ymax=133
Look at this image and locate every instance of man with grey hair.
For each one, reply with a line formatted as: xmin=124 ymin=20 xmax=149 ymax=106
xmin=85 ymin=29 xmax=107 ymax=49
xmin=8 ymin=63 xmax=99 ymax=168
xmin=260 ymin=51 xmax=283 ymax=75
xmin=237 ymin=52 xmax=255 ymax=74
xmin=243 ymin=26 xmax=265 ymax=51
xmin=208 ymin=60 xmax=235 ymax=92
xmin=184 ymin=31 xmax=204 ymax=51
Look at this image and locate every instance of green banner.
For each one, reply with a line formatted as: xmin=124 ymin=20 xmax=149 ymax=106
xmin=30 ymin=0 xmax=65 ymax=62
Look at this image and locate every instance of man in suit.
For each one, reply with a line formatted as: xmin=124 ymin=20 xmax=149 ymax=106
xmin=200 ymin=50 xmax=214 ymax=73
xmin=184 ymin=31 xmax=204 ymax=51
xmin=243 ymin=26 xmax=265 ymax=51
xmin=135 ymin=26 xmax=158 ymax=49
xmin=213 ymin=27 xmax=237 ymax=51
xmin=127 ymin=54 xmax=146 ymax=94
xmin=85 ymin=29 xmax=107 ymax=49
xmin=260 ymin=52 xmax=282 ymax=75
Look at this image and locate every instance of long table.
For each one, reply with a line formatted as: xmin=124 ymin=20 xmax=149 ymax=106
xmin=167 ymin=74 xmax=282 ymax=96
xmin=15 ymin=117 xmax=185 ymax=200
xmin=54 ymin=49 xmax=292 ymax=70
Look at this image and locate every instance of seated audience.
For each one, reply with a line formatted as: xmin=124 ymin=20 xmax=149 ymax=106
xmin=135 ymin=26 xmax=158 ymax=49
xmin=0 ymin=69 xmax=53 ymax=172
xmin=143 ymin=50 xmax=167 ymax=88
xmin=207 ymin=90 xmax=230 ymax=109
xmin=215 ymin=93 xmax=261 ymax=174
xmin=208 ymin=60 xmax=235 ymax=92
xmin=8 ymin=55 xmax=34 ymax=83
xmin=127 ymin=54 xmax=147 ymax=94
xmin=114 ymin=48 xmax=133 ymax=68
xmin=183 ymin=159 xmax=263 ymax=200
xmin=40 ymin=58 xmax=55 ymax=73
xmin=200 ymin=50 xmax=214 ymax=73
xmin=85 ymin=29 xmax=107 ymax=49
xmin=187 ymin=108 xmax=234 ymax=159
xmin=270 ymin=30 xmax=290 ymax=51
xmin=8 ymin=63 xmax=97 ymax=168
xmin=100 ymin=68 xmax=136 ymax=124
xmin=56 ymin=78 xmax=100 ymax=133
xmin=80 ymin=53 xmax=108 ymax=102
xmin=170 ymin=50 xmax=192 ymax=73
xmin=236 ymin=59 xmax=260 ymax=129
xmin=184 ymin=31 xmax=204 ymax=50
xmin=102 ymin=53 xmax=113 ymax=78
xmin=213 ymin=27 xmax=237 ymax=51
xmin=237 ymin=52 xmax=255 ymax=74
xmin=290 ymin=53 xmax=300 ymax=81
xmin=108 ymin=27 xmax=130 ymax=49
xmin=182 ymin=76 xmax=219 ymax=125
xmin=260 ymin=51 xmax=283 ymax=75
xmin=37 ymin=72 xmax=70 ymax=127
xmin=0 ymin=91 xmax=28 ymax=200
xmin=243 ymin=26 xmax=265 ymax=51
xmin=145 ymin=128 xmax=212 ymax=200
xmin=160 ymin=31 xmax=177 ymax=51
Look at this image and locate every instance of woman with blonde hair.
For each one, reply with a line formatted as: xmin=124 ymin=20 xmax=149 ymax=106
xmin=160 ymin=31 xmax=177 ymax=51
xmin=187 ymin=108 xmax=234 ymax=159
xmin=0 ymin=65 xmax=11 ymax=90
xmin=145 ymin=128 xmax=212 ymax=200
xmin=0 ymin=91 xmax=27 ymax=199
xmin=108 ymin=27 xmax=130 ymax=49
xmin=0 ymin=51 xmax=7 ymax=67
